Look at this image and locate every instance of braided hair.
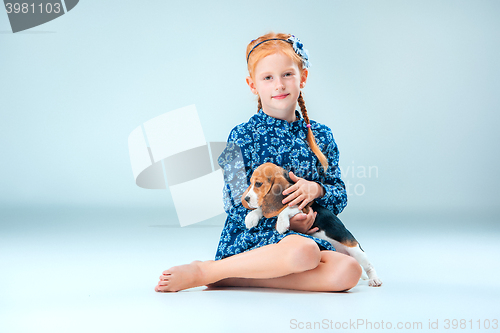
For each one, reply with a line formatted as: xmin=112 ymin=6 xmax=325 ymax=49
xmin=247 ymin=32 xmax=329 ymax=172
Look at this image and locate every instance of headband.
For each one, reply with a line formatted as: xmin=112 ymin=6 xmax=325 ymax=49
xmin=246 ymin=35 xmax=311 ymax=69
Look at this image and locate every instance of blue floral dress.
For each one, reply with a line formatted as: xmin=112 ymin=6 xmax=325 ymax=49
xmin=215 ymin=110 xmax=347 ymax=260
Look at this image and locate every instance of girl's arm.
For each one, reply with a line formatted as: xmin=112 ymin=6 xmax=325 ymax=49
xmin=288 ymin=208 xmax=318 ymax=234
xmin=218 ymin=126 xmax=254 ymax=226
xmin=313 ymin=128 xmax=348 ymax=215
xmin=283 ymin=125 xmax=347 ymax=216
xmin=282 ymin=171 xmax=323 ymax=234
xmin=282 ymin=171 xmax=324 ymax=210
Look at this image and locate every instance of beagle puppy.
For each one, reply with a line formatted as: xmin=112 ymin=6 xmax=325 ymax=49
xmin=242 ymin=162 xmax=382 ymax=287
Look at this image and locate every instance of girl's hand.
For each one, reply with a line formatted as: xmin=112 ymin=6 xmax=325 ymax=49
xmin=282 ymin=171 xmax=325 ymax=210
xmin=289 ymin=208 xmax=319 ymax=235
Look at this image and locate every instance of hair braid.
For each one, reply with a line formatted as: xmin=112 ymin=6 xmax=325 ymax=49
xmin=257 ymin=97 xmax=262 ymax=112
xmin=298 ymin=92 xmax=329 ymax=172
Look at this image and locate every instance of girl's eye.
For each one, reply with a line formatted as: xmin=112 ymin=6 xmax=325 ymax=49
xmin=264 ymin=76 xmax=272 ymax=80
xmin=284 ymin=73 xmax=292 ymax=77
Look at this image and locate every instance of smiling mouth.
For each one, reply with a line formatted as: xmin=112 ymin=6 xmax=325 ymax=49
xmin=272 ymin=94 xmax=289 ymax=99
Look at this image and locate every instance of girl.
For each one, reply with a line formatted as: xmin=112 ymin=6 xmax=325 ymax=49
xmin=155 ymin=32 xmax=362 ymax=293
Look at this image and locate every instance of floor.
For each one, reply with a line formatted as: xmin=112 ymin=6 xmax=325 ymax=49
xmin=1 ymin=206 xmax=499 ymax=332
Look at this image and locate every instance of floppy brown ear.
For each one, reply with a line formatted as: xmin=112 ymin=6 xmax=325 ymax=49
xmin=261 ymin=175 xmax=291 ymax=218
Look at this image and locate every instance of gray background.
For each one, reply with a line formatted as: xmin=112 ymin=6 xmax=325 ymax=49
xmin=1 ymin=0 xmax=499 ymax=216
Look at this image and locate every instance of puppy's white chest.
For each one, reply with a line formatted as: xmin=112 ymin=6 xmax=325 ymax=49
xmin=244 ymin=205 xmax=301 ymax=234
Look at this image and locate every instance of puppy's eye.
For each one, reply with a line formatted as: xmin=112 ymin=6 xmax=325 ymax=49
xmin=255 ymin=182 xmax=263 ymax=188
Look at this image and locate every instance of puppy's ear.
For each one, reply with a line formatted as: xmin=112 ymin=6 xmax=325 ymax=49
xmin=261 ymin=175 xmax=291 ymax=218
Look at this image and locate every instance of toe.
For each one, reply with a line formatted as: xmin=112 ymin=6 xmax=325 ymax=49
xmin=156 ymin=285 xmax=167 ymax=292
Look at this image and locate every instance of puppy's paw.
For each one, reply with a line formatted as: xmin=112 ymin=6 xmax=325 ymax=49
xmin=245 ymin=210 xmax=261 ymax=229
xmin=368 ymin=278 xmax=383 ymax=287
xmin=275 ymin=215 xmax=290 ymax=234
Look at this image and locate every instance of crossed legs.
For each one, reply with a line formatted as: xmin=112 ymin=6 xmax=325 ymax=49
xmin=155 ymin=234 xmax=362 ymax=293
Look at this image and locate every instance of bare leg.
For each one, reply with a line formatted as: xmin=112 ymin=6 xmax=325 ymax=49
xmin=156 ymin=235 xmax=321 ymax=292
xmin=209 ymin=250 xmax=362 ymax=292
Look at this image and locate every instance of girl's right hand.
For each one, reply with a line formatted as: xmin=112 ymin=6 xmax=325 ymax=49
xmin=289 ymin=208 xmax=318 ymax=235
xmin=282 ymin=172 xmax=325 ymax=210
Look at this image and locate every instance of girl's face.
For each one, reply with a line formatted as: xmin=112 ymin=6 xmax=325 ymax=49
xmin=247 ymin=52 xmax=308 ymax=122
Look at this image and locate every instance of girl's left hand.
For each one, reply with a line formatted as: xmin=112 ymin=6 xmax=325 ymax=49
xmin=289 ymin=208 xmax=319 ymax=235
xmin=282 ymin=171 xmax=325 ymax=210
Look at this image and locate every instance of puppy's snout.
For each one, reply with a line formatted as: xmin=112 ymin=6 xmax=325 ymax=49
xmin=244 ymin=196 xmax=250 ymax=203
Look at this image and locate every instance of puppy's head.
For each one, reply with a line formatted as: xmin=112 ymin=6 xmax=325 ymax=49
xmin=241 ymin=163 xmax=292 ymax=218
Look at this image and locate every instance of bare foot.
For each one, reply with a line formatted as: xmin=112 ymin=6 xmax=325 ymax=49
xmin=155 ymin=261 xmax=210 ymax=292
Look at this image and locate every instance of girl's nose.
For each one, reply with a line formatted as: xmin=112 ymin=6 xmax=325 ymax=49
xmin=275 ymin=78 xmax=285 ymax=90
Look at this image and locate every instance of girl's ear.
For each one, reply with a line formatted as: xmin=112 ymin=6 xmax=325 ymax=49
xmin=246 ymin=76 xmax=258 ymax=95
xmin=300 ymin=69 xmax=309 ymax=89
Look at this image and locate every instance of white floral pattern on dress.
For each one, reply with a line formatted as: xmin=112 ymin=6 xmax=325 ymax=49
xmin=215 ymin=110 xmax=347 ymax=260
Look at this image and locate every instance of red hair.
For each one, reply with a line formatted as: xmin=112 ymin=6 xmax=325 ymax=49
xmin=246 ymin=32 xmax=329 ymax=172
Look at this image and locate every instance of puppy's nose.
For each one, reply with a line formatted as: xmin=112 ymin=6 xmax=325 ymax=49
xmin=244 ymin=196 xmax=250 ymax=203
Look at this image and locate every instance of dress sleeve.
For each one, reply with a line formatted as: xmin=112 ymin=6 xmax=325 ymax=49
xmin=217 ymin=125 xmax=255 ymax=227
xmin=314 ymin=127 xmax=348 ymax=215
